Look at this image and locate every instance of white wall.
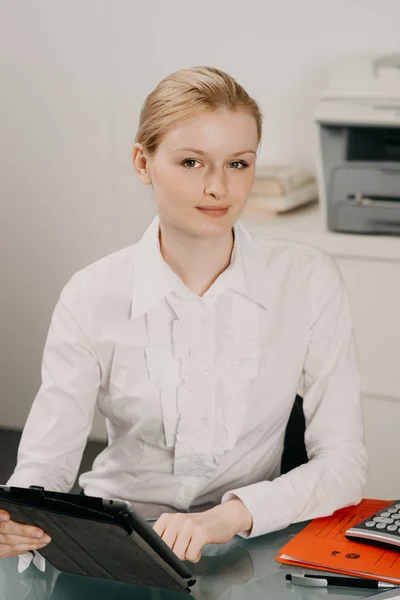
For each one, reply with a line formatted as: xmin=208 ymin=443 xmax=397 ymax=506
xmin=0 ymin=0 xmax=399 ymax=439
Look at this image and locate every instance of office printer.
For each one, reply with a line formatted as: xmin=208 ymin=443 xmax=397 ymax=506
xmin=315 ymin=54 xmax=400 ymax=235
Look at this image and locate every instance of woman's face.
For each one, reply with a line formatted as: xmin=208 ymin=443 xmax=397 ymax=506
xmin=139 ymin=109 xmax=258 ymax=239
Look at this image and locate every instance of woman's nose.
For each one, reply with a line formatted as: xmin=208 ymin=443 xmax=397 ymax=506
xmin=204 ymin=171 xmax=228 ymax=198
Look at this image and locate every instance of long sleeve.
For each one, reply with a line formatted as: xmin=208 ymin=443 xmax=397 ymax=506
xmin=7 ymin=273 xmax=101 ymax=492
xmin=221 ymin=253 xmax=368 ymax=538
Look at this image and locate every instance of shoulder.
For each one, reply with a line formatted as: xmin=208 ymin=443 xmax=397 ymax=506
xmin=239 ymin=224 xmax=344 ymax=316
xmin=246 ymin=228 xmax=341 ymax=284
xmin=58 ymin=243 xmax=138 ymax=308
xmin=259 ymin=237 xmax=345 ymax=320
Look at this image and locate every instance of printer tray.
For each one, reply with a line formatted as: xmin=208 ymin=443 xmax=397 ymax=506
xmin=0 ymin=486 xmax=194 ymax=594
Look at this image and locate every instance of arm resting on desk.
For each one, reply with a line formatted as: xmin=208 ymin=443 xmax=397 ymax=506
xmin=222 ymin=253 xmax=368 ymax=538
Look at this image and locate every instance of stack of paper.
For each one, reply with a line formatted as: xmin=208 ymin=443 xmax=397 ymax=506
xmin=248 ymin=164 xmax=318 ymax=213
xmin=277 ymin=499 xmax=400 ymax=585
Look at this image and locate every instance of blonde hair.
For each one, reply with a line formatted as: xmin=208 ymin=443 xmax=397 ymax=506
xmin=135 ymin=66 xmax=263 ymax=157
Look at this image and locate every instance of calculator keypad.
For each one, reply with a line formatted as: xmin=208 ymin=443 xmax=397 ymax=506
xmin=345 ymin=501 xmax=400 ymax=549
xmin=373 ymin=517 xmax=394 ymax=524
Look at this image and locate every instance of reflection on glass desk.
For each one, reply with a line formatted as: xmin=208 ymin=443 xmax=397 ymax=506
xmin=0 ymin=522 xmax=382 ymax=600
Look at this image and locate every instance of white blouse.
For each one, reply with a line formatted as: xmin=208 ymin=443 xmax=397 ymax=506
xmin=7 ymin=216 xmax=367 ymax=538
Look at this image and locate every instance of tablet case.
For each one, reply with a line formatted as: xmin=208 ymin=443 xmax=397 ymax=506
xmin=0 ymin=491 xmax=194 ymax=594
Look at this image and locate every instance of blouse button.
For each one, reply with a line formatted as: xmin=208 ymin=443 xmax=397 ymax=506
xmin=202 ymin=367 xmax=211 ymax=376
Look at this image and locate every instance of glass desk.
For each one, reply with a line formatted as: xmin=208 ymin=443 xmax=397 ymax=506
xmin=0 ymin=522 xmax=385 ymax=600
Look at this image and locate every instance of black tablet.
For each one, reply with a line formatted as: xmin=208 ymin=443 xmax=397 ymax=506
xmin=0 ymin=485 xmax=195 ymax=593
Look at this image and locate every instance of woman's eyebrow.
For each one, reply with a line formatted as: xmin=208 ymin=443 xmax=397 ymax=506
xmin=172 ymin=147 xmax=256 ymax=156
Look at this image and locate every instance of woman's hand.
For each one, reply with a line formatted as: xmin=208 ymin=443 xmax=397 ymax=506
xmin=152 ymin=498 xmax=252 ymax=563
xmin=0 ymin=510 xmax=51 ymax=559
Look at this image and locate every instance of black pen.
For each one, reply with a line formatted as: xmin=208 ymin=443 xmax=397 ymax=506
xmin=286 ymin=573 xmax=397 ymax=589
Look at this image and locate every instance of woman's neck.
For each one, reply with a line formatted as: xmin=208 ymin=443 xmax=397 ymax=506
xmin=158 ymin=219 xmax=234 ymax=297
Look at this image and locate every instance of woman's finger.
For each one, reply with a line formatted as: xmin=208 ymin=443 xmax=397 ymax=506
xmin=0 ymin=519 xmax=46 ymax=539
xmin=152 ymin=514 xmax=169 ymax=538
xmin=160 ymin=521 xmax=179 ymax=550
xmin=185 ymin=529 xmax=206 ymax=563
xmin=171 ymin=522 xmax=192 ymax=561
xmin=0 ymin=533 xmax=51 ymax=547
xmin=1 ymin=540 xmax=50 ymax=558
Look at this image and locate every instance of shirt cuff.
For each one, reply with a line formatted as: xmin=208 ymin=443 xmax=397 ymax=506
xmin=18 ymin=551 xmax=46 ymax=573
xmin=6 ymin=469 xmax=60 ymax=491
xmin=221 ymin=480 xmax=293 ymax=539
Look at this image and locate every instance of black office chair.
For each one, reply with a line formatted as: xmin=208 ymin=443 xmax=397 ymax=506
xmin=281 ymin=395 xmax=308 ymax=474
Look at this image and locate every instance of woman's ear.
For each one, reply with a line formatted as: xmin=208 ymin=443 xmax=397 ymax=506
xmin=132 ymin=143 xmax=152 ymax=185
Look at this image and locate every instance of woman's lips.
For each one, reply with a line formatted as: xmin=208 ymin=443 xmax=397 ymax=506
xmin=196 ymin=207 xmax=229 ymax=217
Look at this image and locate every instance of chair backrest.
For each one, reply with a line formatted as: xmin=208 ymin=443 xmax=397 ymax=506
xmin=281 ymin=395 xmax=308 ymax=474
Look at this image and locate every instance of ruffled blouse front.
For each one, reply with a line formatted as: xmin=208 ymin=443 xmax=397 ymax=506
xmin=140 ymin=289 xmax=264 ymax=508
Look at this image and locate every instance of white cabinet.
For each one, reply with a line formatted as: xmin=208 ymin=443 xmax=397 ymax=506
xmin=241 ymin=203 xmax=400 ymax=499
xmin=363 ymin=394 xmax=400 ymax=499
xmin=336 ymin=258 xmax=400 ymax=399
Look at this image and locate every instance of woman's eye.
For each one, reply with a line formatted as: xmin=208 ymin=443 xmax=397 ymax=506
xmin=181 ymin=159 xmax=249 ymax=170
xmin=230 ymin=161 xmax=248 ymax=169
xmin=182 ymin=159 xmax=200 ymax=169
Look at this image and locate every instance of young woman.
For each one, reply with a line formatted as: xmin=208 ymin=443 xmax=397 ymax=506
xmin=1 ymin=66 xmax=367 ymax=563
